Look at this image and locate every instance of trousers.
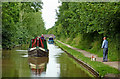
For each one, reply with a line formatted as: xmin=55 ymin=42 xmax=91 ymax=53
xmin=103 ymin=48 xmax=108 ymax=61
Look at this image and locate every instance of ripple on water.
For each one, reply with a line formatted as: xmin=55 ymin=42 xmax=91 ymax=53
xmin=21 ymin=54 xmax=28 ymax=58
xmin=16 ymin=50 xmax=28 ymax=52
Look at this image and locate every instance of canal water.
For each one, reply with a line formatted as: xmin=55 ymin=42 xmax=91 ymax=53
xmin=2 ymin=44 xmax=92 ymax=77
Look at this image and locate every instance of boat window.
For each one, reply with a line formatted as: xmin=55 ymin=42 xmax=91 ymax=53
xmin=49 ymin=38 xmax=53 ymax=40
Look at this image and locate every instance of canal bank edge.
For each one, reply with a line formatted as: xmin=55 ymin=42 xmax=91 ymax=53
xmin=54 ymin=40 xmax=120 ymax=78
xmin=54 ymin=41 xmax=99 ymax=77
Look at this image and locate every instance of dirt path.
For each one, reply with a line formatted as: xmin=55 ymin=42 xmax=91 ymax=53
xmin=57 ymin=40 xmax=120 ymax=71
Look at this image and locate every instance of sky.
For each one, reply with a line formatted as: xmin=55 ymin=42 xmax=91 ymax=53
xmin=41 ymin=0 xmax=61 ymax=30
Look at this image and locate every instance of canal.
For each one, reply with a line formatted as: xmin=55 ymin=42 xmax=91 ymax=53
xmin=2 ymin=44 xmax=92 ymax=77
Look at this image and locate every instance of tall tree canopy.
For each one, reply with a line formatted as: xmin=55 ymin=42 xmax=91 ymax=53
xmin=48 ymin=2 xmax=120 ymax=61
xmin=2 ymin=2 xmax=46 ymax=49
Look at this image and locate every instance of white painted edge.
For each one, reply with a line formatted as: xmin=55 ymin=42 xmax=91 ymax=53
xmin=29 ymin=47 xmax=45 ymax=52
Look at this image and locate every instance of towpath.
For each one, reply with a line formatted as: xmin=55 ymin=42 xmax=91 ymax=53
xmin=57 ymin=40 xmax=120 ymax=71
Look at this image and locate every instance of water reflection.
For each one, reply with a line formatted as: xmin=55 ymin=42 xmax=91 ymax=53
xmin=28 ymin=57 xmax=48 ymax=77
xmin=2 ymin=44 xmax=92 ymax=77
xmin=16 ymin=50 xmax=28 ymax=52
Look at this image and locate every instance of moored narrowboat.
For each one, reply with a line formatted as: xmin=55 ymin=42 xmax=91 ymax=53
xmin=28 ymin=36 xmax=49 ymax=57
xmin=48 ymin=36 xmax=54 ymax=44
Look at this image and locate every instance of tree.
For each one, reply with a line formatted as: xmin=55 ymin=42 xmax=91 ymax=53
xmin=2 ymin=2 xmax=46 ymax=49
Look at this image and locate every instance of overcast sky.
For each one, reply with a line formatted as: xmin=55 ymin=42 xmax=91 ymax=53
xmin=41 ymin=0 xmax=61 ymax=30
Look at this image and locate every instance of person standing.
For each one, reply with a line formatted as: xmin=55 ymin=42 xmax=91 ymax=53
xmin=41 ymin=34 xmax=45 ymax=40
xmin=101 ymin=37 xmax=108 ymax=62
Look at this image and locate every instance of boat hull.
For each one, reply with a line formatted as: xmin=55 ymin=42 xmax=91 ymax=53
xmin=28 ymin=47 xmax=49 ymax=57
xmin=48 ymin=40 xmax=54 ymax=44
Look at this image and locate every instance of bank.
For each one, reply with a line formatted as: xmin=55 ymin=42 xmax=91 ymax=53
xmin=54 ymin=40 xmax=120 ymax=77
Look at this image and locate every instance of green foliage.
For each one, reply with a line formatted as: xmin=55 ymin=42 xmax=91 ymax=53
xmin=55 ymin=41 xmax=120 ymax=77
xmin=2 ymin=2 xmax=46 ymax=49
xmin=48 ymin=2 xmax=120 ymax=61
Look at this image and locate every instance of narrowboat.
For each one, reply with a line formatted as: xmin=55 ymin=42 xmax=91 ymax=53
xmin=28 ymin=36 xmax=49 ymax=57
xmin=28 ymin=57 xmax=48 ymax=75
xmin=48 ymin=36 xmax=54 ymax=44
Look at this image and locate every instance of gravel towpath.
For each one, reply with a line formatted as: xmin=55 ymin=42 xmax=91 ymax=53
xmin=57 ymin=40 xmax=120 ymax=71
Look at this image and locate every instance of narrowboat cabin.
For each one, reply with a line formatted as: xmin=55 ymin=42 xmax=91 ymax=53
xmin=28 ymin=36 xmax=49 ymax=57
xmin=48 ymin=36 xmax=54 ymax=44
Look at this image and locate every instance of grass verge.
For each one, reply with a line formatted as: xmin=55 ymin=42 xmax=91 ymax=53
xmin=60 ymin=36 xmax=119 ymax=61
xmin=55 ymin=40 xmax=120 ymax=77
xmin=0 ymin=45 xmax=1 ymax=48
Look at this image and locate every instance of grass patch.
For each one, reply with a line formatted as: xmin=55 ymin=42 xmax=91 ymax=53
xmin=55 ymin=40 xmax=120 ymax=77
xmin=0 ymin=45 xmax=2 ymax=48
xmin=63 ymin=36 xmax=119 ymax=61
